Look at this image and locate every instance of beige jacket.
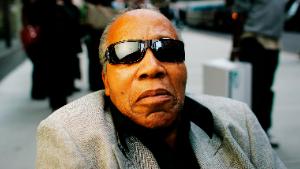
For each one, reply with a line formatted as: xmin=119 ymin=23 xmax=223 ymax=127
xmin=36 ymin=91 xmax=286 ymax=169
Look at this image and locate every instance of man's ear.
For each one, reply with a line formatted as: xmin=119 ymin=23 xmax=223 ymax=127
xmin=102 ymin=71 xmax=110 ymax=96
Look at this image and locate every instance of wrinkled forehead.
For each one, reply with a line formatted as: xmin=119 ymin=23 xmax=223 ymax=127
xmin=107 ymin=9 xmax=178 ymax=45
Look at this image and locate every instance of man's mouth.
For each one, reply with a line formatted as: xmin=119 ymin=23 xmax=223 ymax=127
xmin=137 ymin=89 xmax=173 ymax=103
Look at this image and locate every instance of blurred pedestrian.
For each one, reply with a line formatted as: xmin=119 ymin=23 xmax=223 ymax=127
xmin=63 ymin=0 xmax=82 ymax=88
xmin=126 ymin=0 xmax=148 ymax=9
xmin=83 ymin=0 xmax=117 ymax=91
xmin=21 ymin=0 xmax=47 ymax=100
xmin=33 ymin=0 xmax=82 ymax=110
xmin=230 ymin=0 xmax=286 ymax=147
xmin=150 ymin=0 xmax=174 ymax=20
xmin=112 ymin=0 xmax=126 ymax=10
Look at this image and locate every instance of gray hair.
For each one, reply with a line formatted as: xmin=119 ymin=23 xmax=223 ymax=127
xmin=98 ymin=22 xmax=112 ymax=72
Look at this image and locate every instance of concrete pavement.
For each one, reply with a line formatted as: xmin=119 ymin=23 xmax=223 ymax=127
xmin=1 ymin=28 xmax=300 ymax=169
xmin=0 ymin=39 xmax=26 ymax=81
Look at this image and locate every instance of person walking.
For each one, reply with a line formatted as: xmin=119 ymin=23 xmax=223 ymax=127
xmin=34 ymin=0 xmax=82 ymax=110
xmin=150 ymin=0 xmax=174 ymax=20
xmin=83 ymin=0 xmax=117 ymax=91
xmin=21 ymin=0 xmax=47 ymax=100
xmin=230 ymin=0 xmax=286 ymax=147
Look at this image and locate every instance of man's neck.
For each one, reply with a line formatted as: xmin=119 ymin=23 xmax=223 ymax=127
xmin=164 ymin=126 xmax=179 ymax=151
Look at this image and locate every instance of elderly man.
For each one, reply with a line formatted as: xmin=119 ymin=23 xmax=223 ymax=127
xmin=36 ymin=9 xmax=285 ymax=169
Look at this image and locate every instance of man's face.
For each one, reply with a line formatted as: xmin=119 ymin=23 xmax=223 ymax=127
xmin=102 ymin=9 xmax=187 ymax=129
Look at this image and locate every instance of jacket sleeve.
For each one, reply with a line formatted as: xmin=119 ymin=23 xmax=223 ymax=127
xmin=242 ymin=104 xmax=287 ymax=169
xmin=36 ymin=119 xmax=87 ymax=169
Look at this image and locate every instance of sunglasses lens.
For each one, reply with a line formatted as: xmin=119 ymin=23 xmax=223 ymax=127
xmin=154 ymin=39 xmax=185 ymax=62
xmin=113 ymin=41 xmax=143 ymax=64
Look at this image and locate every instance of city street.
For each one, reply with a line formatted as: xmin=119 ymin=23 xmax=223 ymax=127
xmin=0 ymin=28 xmax=300 ymax=169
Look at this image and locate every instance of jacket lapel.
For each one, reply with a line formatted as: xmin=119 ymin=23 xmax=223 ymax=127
xmin=189 ymin=122 xmax=227 ymax=169
xmin=125 ymin=136 xmax=160 ymax=169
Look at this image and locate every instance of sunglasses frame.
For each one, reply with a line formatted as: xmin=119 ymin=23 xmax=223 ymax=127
xmin=105 ymin=38 xmax=185 ymax=64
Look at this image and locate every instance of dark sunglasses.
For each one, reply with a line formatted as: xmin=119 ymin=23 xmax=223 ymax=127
xmin=105 ymin=38 xmax=185 ymax=64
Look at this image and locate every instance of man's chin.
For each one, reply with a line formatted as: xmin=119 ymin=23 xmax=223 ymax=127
xmin=142 ymin=111 xmax=178 ymax=129
xmin=131 ymin=103 xmax=182 ymax=128
xmin=133 ymin=101 xmax=178 ymax=113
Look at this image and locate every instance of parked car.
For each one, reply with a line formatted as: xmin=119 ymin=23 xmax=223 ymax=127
xmin=172 ymin=0 xmax=233 ymax=31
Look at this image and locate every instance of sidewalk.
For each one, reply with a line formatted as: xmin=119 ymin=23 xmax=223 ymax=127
xmin=0 ymin=39 xmax=26 ymax=81
xmin=0 ymin=28 xmax=300 ymax=169
xmin=0 ymin=39 xmax=22 ymax=59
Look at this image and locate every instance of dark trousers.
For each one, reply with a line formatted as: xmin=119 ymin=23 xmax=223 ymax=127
xmin=31 ymin=63 xmax=47 ymax=100
xmin=239 ymin=37 xmax=279 ymax=132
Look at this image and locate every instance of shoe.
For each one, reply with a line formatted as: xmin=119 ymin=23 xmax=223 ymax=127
xmin=270 ymin=141 xmax=279 ymax=148
xmin=267 ymin=133 xmax=279 ymax=148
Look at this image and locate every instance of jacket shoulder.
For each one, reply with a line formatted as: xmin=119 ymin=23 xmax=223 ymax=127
xmin=188 ymin=94 xmax=251 ymax=121
xmin=188 ymin=94 xmax=255 ymax=146
xmin=37 ymin=91 xmax=113 ymax=148
xmin=36 ymin=91 xmax=119 ymax=168
xmin=43 ymin=91 xmax=105 ymax=124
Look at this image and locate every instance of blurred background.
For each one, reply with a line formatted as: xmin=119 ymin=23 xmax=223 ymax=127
xmin=1 ymin=0 xmax=300 ymax=168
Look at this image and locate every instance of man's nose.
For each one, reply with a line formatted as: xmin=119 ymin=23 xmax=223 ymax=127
xmin=137 ymin=49 xmax=166 ymax=80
